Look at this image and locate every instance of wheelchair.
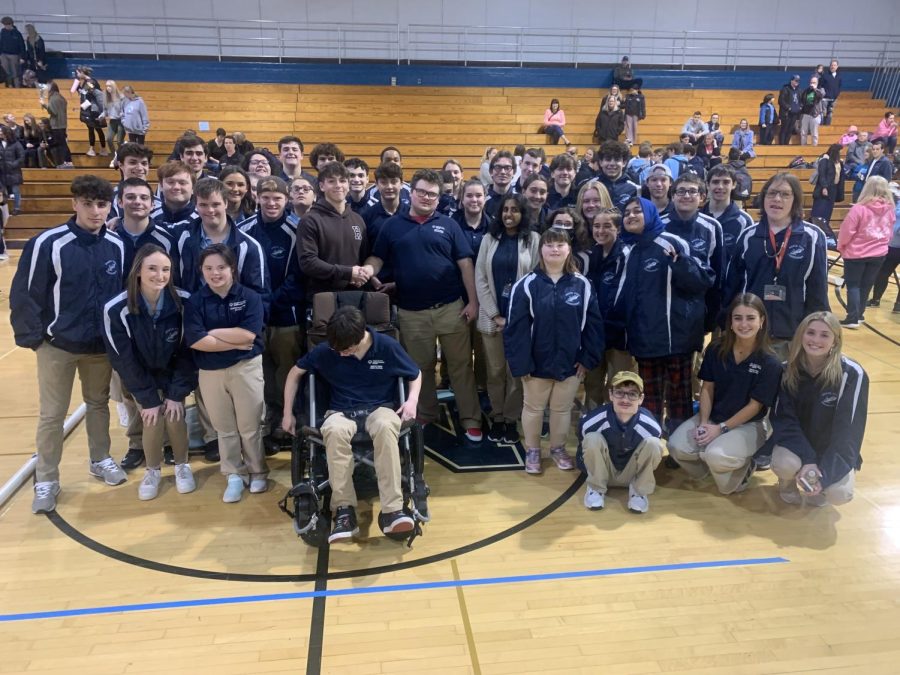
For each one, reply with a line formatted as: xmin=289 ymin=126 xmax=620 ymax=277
xmin=278 ymin=291 xmax=430 ymax=547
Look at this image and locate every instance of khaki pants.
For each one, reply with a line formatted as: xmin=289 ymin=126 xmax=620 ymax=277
xmin=110 ymin=371 xmax=143 ymax=450
xmin=397 ymin=299 xmax=481 ymax=429
xmin=142 ymin=389 xmax=190 ymax=468
xmin=581 ymin=433 xmax=662 ymax=496
xmin=800 ymin=113 xmax=820 ymax=145
xmin=198 ymin=356 xmax=268 ymax=478
xmin=35 ymin=341 xmax=112 ymax=483
xmin=583 ymin=349 xmax=636 ymax=408
xmin=770 ymin=339 xmax=791 ymax=363
xmin=480 ymin=331 xmax=522 ymax=422
xmin=521 ymin=374 xmax=581 ymax=449
xmin=320 ymin=407 xmax=403 ymax=512
xmin=771 ymin=444 xmax=854 ymax=505
xmin=263 ymin=325 xmax=301 ymax=434
xmin=668 ymin=415 xmax=767 ymax=494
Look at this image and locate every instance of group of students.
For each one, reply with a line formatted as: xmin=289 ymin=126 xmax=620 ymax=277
xmin=8 ymin=125 xmax=878 ymax=544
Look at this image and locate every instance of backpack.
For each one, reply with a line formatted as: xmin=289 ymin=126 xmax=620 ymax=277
xmin=733 ymin=168 xmax=752 ymax=199
xmin=787 ymin=155 xmax=806 ymax=169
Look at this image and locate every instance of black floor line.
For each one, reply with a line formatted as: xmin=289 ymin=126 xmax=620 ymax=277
xmin=306 ymin=543 xmax=330 ymax=675
xmin=44 ymin=473 xmax=586 ymax=583
xmin=833 ymin=287 xmax=900 ymax=348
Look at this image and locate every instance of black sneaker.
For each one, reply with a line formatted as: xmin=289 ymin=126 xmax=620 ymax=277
xmin=840 ymin=318 xmax=861 ymax=329
xmin=379 ymin=510 xmax=415 ymax=537
xmin=263 ymin=435 xmax=281 ymax=457
xmin=867 ymin=299 xmax=881 ymax=308
xmin=120 ymin=447 xmax=145 ymax=471
xmin=502 ymin=422 xmax=520 ymax=445
xmin=163 ymin=446 xmax=175 ymax=465
xmin=487 ymin=421 xmax=505 ymax=443
xmin=203 ymin=440 xmax=220 ymax=462
xmin=328 ymin=506 xmax=359 ymax=543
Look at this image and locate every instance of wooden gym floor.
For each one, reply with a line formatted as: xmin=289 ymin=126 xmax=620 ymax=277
xmin=2 ymin=251 xmax=900 ymax=674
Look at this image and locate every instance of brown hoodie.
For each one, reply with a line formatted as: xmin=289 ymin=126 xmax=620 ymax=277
xmin=297 ymin=198 xmax=368 ymax=295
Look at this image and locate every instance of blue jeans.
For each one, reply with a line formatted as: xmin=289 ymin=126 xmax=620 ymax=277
xmin=843 ymin=256 xmax=885 ymax=322
xmin=545 ymin=124 xmax=564 ymax=144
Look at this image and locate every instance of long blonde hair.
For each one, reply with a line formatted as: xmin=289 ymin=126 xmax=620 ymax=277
xmin=104 ymin=80 xmax=123 ymax=106
xmin=857 ymin=175 xmax=896 ymax=206
xmin=782 ymin=311 xmax=844 ymax=394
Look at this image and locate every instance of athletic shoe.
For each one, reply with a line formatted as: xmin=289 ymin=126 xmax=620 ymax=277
xmin=840 ymin=318 xmax=860 ymax=329
xmin=867 ymin=299 xmax=881 ymax=308
xmin=138 ymin=468 xmax=161 ymax=500
xmin=328 ymin=506 xmax=359 ymax=543
xmin=584 ymin=486 xmax=605 ymax=510
xmin=89 ymin=457 xmax=127 ymax=486
xmin=32 ymin=481 xmax=60 ymax=514
xmin=174 ymin=463 xmax=196 ymax=494
xmin=525 ymin=448 xmax=542 ymax=474
xmin=487 ymin=421 xmax=505 ymax=443
xmin=120 ymin=447 xmax=145 ymax=471
xmin=778 ymin=480 xmax=802 ymax=505
xmin=222 ymin=474 xmax=246 ymax=503
xmin=249 ymin=477 xmax=268 ymax=493
xmin=163 ymin=446 xmax=175 ymax=465
xmin=732 ymin=462 xmax=755 ymax=494
xmin=263 ymin=435 xmax=281 ymax=457
xmin=203 ymin=440 xmax=220 ymax=462
xmin=0 ymin=253 xmax=8 ymax=261
xmin=465 ymin=427 xmax=483 ymax=443
xmin=379 ymin=510 xmax=415 ymax=536
xmin=627 ymin=485 xmax=649 ymax=513
xmin=502 ymin=422 xmax=520 ymax=445
xmin=98 ymin=148 xmax=110 ymax=157
xmin=86 ymin=148 xmax=96 ymax=157
xmin=550 ymin=447 xmax=575 ymax=471
xmin=753 ymin=454 xmax=772 ymax=472
xmin=109 ymin=159 xmax=117 ymax=168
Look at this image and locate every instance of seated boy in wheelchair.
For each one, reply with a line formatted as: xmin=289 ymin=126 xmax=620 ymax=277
xmin=282 ymin=306 xmax=422 ymax=543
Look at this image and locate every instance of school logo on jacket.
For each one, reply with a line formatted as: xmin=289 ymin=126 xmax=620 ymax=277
xmin=820 ymin=391 xmax=838 ymax=407
xmin=564 ymin=291 xmax=582 ymax=306
xmin=788 ymin=244 xmax=806 ymax=260
xmin=602 ymin=270 xmax=616 ymax=285
xmin=723 ymin=232 xmax=736 ymax=248
xmin=270 ymin=246 xmax=286 ymax=260
xmin=643 ymin=259 xmax=661 ymax=273
xmin=104 ymin=260 xmax=118 ymax=276
xmin=164 ymin=328 xmax=180 ymax=343
xmin=691 ymin=238 xmax=708 ymax=253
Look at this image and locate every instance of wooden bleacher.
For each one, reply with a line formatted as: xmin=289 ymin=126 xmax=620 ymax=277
xmin=0 ymin=82 xmax=889 ymax=244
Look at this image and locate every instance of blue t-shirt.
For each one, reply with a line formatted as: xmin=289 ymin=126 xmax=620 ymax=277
xmin=698 ymin=342 xmax=782 ymax=423
xmin=297 ymin=329 xmax=420 ymax=411
xmin=372 ymin=211 xmax=473 ymax=311
xmin=183 ymin=282 xmax=264 ymax=370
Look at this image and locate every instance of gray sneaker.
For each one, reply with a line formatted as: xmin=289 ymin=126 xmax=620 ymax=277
xmin=89 ymin=457 xmax=127 ymax=486
xmin=32 ymin=481 xmax=60 ymax=514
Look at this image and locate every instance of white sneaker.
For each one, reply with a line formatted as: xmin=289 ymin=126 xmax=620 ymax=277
xmin=138 ymin=468 xmax=161 ymax=500
xmin=249 ymin=477 xmax=268 ymax=493
xmin=174 ymin=463 xmax=196 ymax=494
xmin=86 ymin=148 xmax=96 ymax=157
xmin=109 ymin=159 xmax=117 ymax=169
xmin=0 ymin=253 xmax=9 ymax=261
xmin=116 ymin=401 xmax=130 ymax=427
xmin=222 ymin=474 xmax=246 ymax=503
xmin=627 ymin=485 xmax=649 ymax=513
xmin=89 ymin=457 xmax=127 ymax=485
xmin=584 ymin=486 xmax=605 ymax=510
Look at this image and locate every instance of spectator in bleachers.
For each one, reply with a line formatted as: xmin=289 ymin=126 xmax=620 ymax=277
xmin=707 ymin=113 xmax=724 ymax=145
xmin=643 ymin=164 xmax=672 ymax=213
xmin=219 ymin=166 xmax=255 ymax=224
xmin=623 ymin=84 xmax=646 ymax=146
xmin=310 ymin=142 xmax=345 ymax=173
xmin=506 ymin=227 xmax=603 ymax=474
xmin=475 ymin=192 xmax=540 ymax=445
xmin=219 ymin=135 xmax=244 ymax=168
xmin=820 ymin=59 xmax=842 ymax=125
xmin=521 ymin=173 xmax=549 ymax=228
xmin=731 ymin=118 xmax=756 ymax=160
xmin=759 ymin=93 xmax=777 ymax=146
xmin=696 ymin=133 xmax=722 ymax=170
xmin=722 ymin=173 xmax=830 ymax=360
xmin=362 ymin=161 xmax=405 ymax=244
xmin=207 ymin=128 xmax=227 ymax=167
xmin=799 ymin=76 xmax=825 ymax=146
xmin=484 ymin=150 xmax=517 ymax=220
xmin=871 ymin=111 xmax=898 ymax=155
xmin=363 ymin=168 xmax=484 ymax=443
xmin=594 ymin=96 xmax=624 ymax=144
xmin=24 ymin=24 xmax=46 ymax=84
xmin=152 ymin=160 xmax=197 ymax=228
xmin=840 ymin=125 xmax=859 ymax=146
xmin=851 ymin=146 xmax=873 ymax=203
xmin=703 ymin=164 xmax=753 ymax=261
xmin=344 ymin=158 xmax=370 ymax=213
xmin=624 ymin=142 xmax=652 ymax=184
xmin=542 ymin=98 xmax=570 ymax=146
xmin=479 ymin=146 xmax=497 ymax=187
xmin=546 ymin=153 xmax=577 ymax=210
xmin=287 ymin=175 xmax=315 ymax=224
xmin=810 ymin=143 xmax=844 ymax=240
xmin=39 ymin=84 xmax=72 ymax=167
xmin=278 ymin=136 xmax=314 ymax=184
xmin=725 ymin=147 xmax=753 ymax=202
xmin=77 ymin=74 xmax=109 ymax=158
xmin=836 ymin=176 xmax=896 ymax=328
xmin=102 ymin=81 xmax=125 ymax=161
xmin=21 ymin=113 xmax=43 ymax=168
xmin=232 ymin=132 xmax=253 ymax=156
xmin=868 ymin=182 xmax=900 ymax=313
xmin=0 ymin=124 xmax=25 ymax=214
xmin=778 ymin=75 xmax=802 ymax=145
xmin=600 ymin=84 xmax=624 ymax=112
xmin=0 ymin=16 xmax=25 ymax=88
xmin=683 ymin=144 xmax=706 ymax=180
xmin=183 ymin=243 xmax=268 ymax=503
xmin=863 ymin=139 xmax=894 ymax=183
xmin=682 ymin=111 xmax=708 ymax=145
xmin=612 ymin=56 xmax=643 ymax=91
xmin=380 ymin=146 xmax=402 ymax=168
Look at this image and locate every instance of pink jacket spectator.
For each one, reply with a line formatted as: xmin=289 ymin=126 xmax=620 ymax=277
xmin=837 ymin=198 xmax=896 ymax=259
xmin=873 ymin=118 xmax=897 ymax=139
xmin=544 ymin=109 xmax=566 ymax=126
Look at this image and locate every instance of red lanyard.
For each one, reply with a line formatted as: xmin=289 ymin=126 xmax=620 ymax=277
xmin=768 ymin=225 xmax=792 ymax=273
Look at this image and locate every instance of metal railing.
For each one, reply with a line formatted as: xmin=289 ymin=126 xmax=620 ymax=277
xmin=17 ymin=13 xmax=900 ymax=69
xmin=871 ymin=57 xmax=900 ymax=107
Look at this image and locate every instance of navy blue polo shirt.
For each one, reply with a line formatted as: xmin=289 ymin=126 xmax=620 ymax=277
xmin=699 ymin=342 xmax=782 ymax=424
xmin=297 ymin=329 xmax=420 ymax=412
xmin=372 ymin=211 xmax=473 ymax=311
xmin=183 ymin=282 xmax=264 ymax=370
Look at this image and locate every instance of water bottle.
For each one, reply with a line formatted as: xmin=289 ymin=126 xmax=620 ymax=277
xmin=797 ymin=468 xmax=820 ymax=493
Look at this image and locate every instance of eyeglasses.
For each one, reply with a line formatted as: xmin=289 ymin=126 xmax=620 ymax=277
xmin=248 ymin=159 xmax=269 ymax=166
xmin=492 ymin=164 xmax=515 ymax=173
xmin=674 ymin=188 xmax=701 ymax=197
xmin=611 ymin=389 xmax=641 ymax=401
xmin=290 ymin=185 xmax=313 ymax=194
xmin=413 ymin=187 xmax=439 ymax=200
xmin=766 ymin=189 xmax=794 ymax=201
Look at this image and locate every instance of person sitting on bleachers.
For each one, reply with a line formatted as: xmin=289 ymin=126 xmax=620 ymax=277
xmin=344 ymin=157 xmax=370 ymax=213
xmin=206 ymin=127 xmax=227 ymax=168
xmin=682 ymin=111 xmax=709 ymax=145
xmin=706 ymin=113 xmax=725 ymax=145
xmin=600 ymin=84 xmax=624 ymax=112
xmin=725 ymin=147 xmax=753 ymax=202
xmin=844 ymin=130 xmax=871 ymax=177
xmin=696 ymin=133 xmax=721 ymax=171
xmin=612 ymin=56 xmax=643 ymax=91
xmin=663 ymin=142 xmax=690 ymax=180
xmin=219 ymin=135 xmax=244 ymax=168
xmin=232 ymin=131 xmax=253 ymax=157
xmin=731 ymin=118 xmax=756 ymax=160
xmin=684 ymin=144 xmax=707 ymax=180
xmin=594 ymin=96 xmax=624 ymax=144
xmin=871 ymin=112 xmax=898 ymax=155
xmin=282 ymin=306 xmax=421 ymax=542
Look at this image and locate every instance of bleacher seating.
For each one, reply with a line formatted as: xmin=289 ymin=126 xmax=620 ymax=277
xmin=0 ymin=82 xmax=890 ymax=244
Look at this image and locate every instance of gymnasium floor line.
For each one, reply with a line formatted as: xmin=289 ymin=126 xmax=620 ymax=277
xmin=0 ymin=556 xmax=789 ymax=624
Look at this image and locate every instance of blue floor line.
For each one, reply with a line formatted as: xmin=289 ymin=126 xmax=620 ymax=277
xmin=0 ymin=556 xmax=788 ymax=623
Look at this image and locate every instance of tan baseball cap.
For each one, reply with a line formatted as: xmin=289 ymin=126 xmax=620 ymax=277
xmin=609 ymin=371 xmax=644 ymax=393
